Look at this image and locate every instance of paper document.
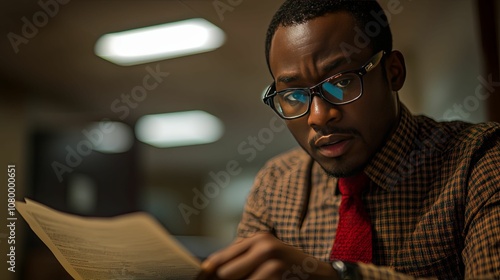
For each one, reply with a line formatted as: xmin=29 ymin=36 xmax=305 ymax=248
xmin=16 ymin=199 xmax=200 ymax=280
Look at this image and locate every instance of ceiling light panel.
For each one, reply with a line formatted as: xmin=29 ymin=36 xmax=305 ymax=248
xmin=95 ymin=18 xmax=226 ymax=66
xmin=135 ymin=110 xmax=224 ymax=148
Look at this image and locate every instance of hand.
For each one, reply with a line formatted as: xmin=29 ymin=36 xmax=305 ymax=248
xmin=196 ymin=232 xmax=338 ymax=280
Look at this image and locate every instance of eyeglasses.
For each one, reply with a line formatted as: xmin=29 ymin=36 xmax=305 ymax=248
xmin=263 ymin=51 xmax=385 ymax=120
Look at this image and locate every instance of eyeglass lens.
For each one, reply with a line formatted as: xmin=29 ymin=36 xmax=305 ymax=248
xmin=273 ymin=73 xmax=361 ymax=118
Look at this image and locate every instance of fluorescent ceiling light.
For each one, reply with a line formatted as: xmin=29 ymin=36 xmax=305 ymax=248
xmin=135 ymin=110 xmax=224 ymax=148
xmin=95 ymin=18 xmax=226 ymax=66
xmin=88 ymin=122 xmax=134 ymax=153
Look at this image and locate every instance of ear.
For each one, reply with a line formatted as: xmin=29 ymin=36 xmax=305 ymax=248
xmin=385 ymin=50 xmax=406 ymax=91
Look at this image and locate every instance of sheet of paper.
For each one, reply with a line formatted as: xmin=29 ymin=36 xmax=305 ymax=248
xmin=17 ymin=199 xmax=200 ymax=280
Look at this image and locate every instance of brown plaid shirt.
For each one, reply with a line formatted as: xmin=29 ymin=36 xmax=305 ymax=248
xmin=237 ymin=105 xmax=500 ymax=279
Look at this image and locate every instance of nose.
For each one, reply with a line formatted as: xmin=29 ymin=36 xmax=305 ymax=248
xmin=307 ymin=95 xmax=342 ymax=131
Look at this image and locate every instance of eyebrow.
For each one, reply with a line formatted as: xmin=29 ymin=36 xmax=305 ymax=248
xmin=275 ymin=56 xmax=351 ymax=85
xmin=323 ymin=56 xmax=350 ymax=74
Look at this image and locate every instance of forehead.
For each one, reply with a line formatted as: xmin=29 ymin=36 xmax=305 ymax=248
xmin=269 ymin=12 xmax=370 ymax=75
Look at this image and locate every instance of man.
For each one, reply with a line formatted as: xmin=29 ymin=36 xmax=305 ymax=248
xmin=198 ymin=0 xmax=500 ymax=279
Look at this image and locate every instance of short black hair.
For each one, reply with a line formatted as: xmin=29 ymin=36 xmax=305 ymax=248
xmin=265 ymin=0 xmax=393 ymax=74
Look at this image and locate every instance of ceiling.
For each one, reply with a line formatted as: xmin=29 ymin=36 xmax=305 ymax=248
xmin=0 ymin=0 xmax=492 ymax=178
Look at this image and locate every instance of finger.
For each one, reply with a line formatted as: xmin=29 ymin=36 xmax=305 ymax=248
xmin=203 ymin=232 xmax=268 ymax=270
xmin=195 ymin=269 xmax=213 ymax=280
xmin=200 ymin=232 xmax=275 ymax=279
xmin=216 ymin=234 xmax=280 ymax=279
xmin=215 ymin=246 xmax=268 ymax=279
xmin=248 ymin=259 xmax=286 ymax=280
xmin=201 ymin=237 xmax=253 ymax=273
xmin=196 ymin=268 xmax=225 ymax=280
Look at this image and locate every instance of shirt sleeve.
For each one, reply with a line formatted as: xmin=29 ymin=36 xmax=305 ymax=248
xmin=236 ymin=163 xmax=275 ymax=237
xmin=462 ymin=134 xmax=500 ymax=277
xmin=357 ymin=263 xmax=437 ymax=280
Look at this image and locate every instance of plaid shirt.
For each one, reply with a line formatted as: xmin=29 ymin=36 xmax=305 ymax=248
xmin=237 ymin=105 xmax=500 ymax=279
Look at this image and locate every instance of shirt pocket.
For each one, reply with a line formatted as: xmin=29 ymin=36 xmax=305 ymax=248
xmin=394 ymin=251 xmax=464 ymax=279
xmin=390 ymin=196 xmax=465 ymax=278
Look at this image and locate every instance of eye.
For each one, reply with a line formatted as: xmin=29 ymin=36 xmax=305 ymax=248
xmin=282 ymin=90 xmax=308 ymax=104
xmin=322 ymin=82 xmax=344 ymax=101
xmin=333 ymin=78 xmax=352 ymax=88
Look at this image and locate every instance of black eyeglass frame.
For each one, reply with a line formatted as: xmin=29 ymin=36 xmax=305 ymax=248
xmin=262 ymin=50 xmax=386 ymax=120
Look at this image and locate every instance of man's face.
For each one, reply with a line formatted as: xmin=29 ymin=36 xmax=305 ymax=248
xmin=269 ymin=12 xmax=401 ymax=177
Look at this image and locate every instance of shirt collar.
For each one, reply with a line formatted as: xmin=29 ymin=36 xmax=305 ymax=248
xmin=364 ymin=104 xmax=418 ymax=191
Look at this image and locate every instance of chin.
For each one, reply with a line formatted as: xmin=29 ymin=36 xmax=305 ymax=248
xmin=315 ymin=155 xmax=367 ymax=178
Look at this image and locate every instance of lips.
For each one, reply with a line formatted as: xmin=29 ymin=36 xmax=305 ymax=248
xmin=314 ymin=134 xmax=354 ymax=158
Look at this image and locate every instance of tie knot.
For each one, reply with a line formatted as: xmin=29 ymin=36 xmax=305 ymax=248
xmin=337 ymin=172 xmax=369 ymax=196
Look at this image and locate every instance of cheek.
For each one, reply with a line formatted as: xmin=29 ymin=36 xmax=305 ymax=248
xmin=354 ymin=90 xmax=397 ymax=148
xmin=286 ymin=120 xmax=311 ymax=145
xmin=362 ymin=72 xmax=396 ymax=115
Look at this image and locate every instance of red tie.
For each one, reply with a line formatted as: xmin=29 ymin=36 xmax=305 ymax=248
xmin=330 ymin=172 xmax=372 ymax=263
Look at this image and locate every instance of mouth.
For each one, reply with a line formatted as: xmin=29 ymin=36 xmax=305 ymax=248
xmin=314 ymin=135 xmax=354 ymax=158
